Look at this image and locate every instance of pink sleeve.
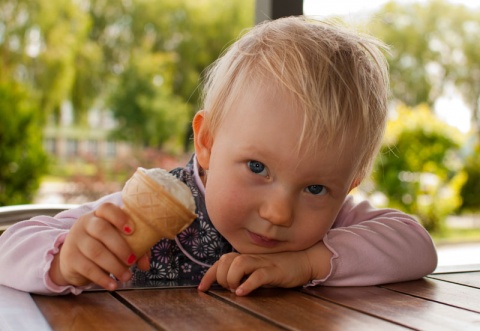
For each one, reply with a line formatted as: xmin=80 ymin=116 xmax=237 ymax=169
xmin=0 ymin=193 xmax=123 ymax=295
xmin=309 ymin=196 xmax=437 ymax=286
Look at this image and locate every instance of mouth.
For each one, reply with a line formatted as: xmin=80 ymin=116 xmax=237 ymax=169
xmin=247 ymin=231 xmax=282 ymax=248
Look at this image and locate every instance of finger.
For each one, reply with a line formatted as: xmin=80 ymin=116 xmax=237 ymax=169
xmin=77 ymin=234 xmax=133 ymax=283
xmin=226 ymin=255 xmax=264 ymax=291
xmin=59 ymin=247 xmax=119 ymax=291
xmin=136 ymin=254 xmax=150 ymax=271
xmin=84 ymin=212 xmax=137 ymax=268
xmin=95 ymin=202 xmax=134 ymax=235
xmin=235 ymin=268 xmax=273 ymax=296
xmin=215 ymin=254 xmax=239 ymax=291
xmin=198 ymin=262 xmax=219 ymax=292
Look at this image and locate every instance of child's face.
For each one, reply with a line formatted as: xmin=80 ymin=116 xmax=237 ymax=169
xmin=194 ymin=85 xmax=360 ymax=254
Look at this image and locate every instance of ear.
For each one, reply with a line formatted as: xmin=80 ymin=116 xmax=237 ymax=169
xmin=192 ymin=110 xmax=213 ymax=170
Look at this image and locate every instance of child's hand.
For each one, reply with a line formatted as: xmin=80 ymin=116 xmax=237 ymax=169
xmin=49 ymin=202 xmax=150 ymax=291
xmin=198 ymin=243 xmax=333 ymax=296
xmin=198 ymin=251 xmax=313 ymax=296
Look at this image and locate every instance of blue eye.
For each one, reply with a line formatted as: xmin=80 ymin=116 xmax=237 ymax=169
xmin=248 ymin=160 xmax=268 ymax=176
xmin=306 ymin=185 xmax=326 ymax=195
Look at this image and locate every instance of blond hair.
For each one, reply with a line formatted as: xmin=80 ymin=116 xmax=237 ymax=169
xmin=200 ymin=16 xmax=389 ymax=181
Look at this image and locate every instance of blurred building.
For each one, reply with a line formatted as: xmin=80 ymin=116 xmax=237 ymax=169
xmin=42 ymin=101 xmax=132 ymax=162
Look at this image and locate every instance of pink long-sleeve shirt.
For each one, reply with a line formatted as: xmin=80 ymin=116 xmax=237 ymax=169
xmin=0 ymin=162 xmax=437 ymax=295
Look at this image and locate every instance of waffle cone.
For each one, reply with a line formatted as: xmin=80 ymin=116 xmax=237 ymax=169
xmin=121 ymin=169 xmax=196 ymax=257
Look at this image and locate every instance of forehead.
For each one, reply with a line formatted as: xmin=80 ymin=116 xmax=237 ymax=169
xmin=221 ymin=79 xmax=352 ymax=156
xmin=225 ymin=81 xmax=301 ymax=136
xmin=216 ymin=82 xmax=359 ymax=178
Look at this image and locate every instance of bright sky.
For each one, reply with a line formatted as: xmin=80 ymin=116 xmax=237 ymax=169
xmin=303 ymin=0 xmax=478 ymax=19
xmin=303 ymin=0 xmax=476 ymax=133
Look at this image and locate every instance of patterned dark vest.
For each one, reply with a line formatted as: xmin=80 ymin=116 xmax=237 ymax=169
xmin=132 ymin=156 xmax=233 ymax=286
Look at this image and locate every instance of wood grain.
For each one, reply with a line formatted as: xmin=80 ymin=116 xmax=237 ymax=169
xmin=116 ymin=288 xmax=281 ymax=330
xmin=211 ymin=288 xmax=407 ymax=330
xmin=303 ymin=282 xmax=480 ymax=330
xmin=30 ymin=272 xmax=480 ymax=330
xmin=33 ymin=292 xmax=156 ymax=331
xmin=429 ymin=271 xmax=480 ymax=288
xmin=382 ymin=277 xmax=480 ymax=314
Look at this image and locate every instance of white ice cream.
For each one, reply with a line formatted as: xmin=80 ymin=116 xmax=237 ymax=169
xmin=141 ymin=167 xmax=196 ymax=213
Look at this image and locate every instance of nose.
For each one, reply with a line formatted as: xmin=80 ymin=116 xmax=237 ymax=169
xmin=258 ymin=189 xmax=294 ymax=227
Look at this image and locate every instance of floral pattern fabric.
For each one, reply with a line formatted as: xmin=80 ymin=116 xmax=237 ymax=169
xmin=132 ymin=157 xmax=233 ymax=285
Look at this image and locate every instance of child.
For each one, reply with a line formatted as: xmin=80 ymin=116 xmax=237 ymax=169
xmin=0 ymin=16 xmax=437 ymax=296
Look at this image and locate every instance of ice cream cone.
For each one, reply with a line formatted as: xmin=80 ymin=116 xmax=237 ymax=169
xmin=121 ymin=168 xmax=196 ymax=257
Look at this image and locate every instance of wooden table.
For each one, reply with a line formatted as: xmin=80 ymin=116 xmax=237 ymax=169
xmin=21 ymin=267 xmax=480 ymax=330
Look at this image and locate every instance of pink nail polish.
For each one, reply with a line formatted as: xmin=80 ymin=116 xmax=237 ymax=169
xmin=124 ymin=225 xmax=132 ymax=234
xmin=127 ymin=253 xmax=136 ymax=265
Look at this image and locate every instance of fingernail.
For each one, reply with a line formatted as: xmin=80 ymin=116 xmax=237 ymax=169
xmin=127 ymin=253 xmax=136 ymax=265
xmin=124 ymin=225 xmax=132 ymax=234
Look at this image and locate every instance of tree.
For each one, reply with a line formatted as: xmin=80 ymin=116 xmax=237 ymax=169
xmin=459 ymin=141 xmax=480 ymax=213
xmin=0 ymin=79 xmax=48 ymax=205
xmin=372 ymin=104 xmax=465 ymax=232
xmin=368 ymin=0 xmax=480 ymax=134
xmin=108 ymin=50 xmax=190 ymax=150
xmin=0 ymin=0 xmax=91 ymax=123
xmin=106 ymin=0 xmax=254 ymax=150
xmin=0 ymin=0 xmax=255 ymax=203
xmin=1 ymin=0 xmax=254 ymax=146
xmin=367 ymin=0 xmax=480 ymax=223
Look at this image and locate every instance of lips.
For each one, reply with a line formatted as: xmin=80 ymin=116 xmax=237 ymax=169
xmin=247 ymin=231 xmax=281 ymax=248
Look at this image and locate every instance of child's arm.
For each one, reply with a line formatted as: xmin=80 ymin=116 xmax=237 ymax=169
xmin=199 ymin=196 xmax=437 ymax=295
xmin=0 ymin=193 xmax=145 ymax=294
xmin=198 ymin=244 xmax=332 ymax=296
xmin=310 ymin=195 xmax=437 ymax=286
xmin=0 ymin=209 xmax=84 ymax=294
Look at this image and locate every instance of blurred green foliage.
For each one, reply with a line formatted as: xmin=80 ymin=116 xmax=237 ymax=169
xmin=368 ymin=0 xmax=480 ymax=124
xmin=105 ymin=0 xmax=254 ymax=150
xmin=365 ymin=0 xmax=480 ymax=227
xmin=0 ymin=0 xmax=253 ymax=204
xmin=0 ymin=79 xmax=48 ymax=206
xmin=108 ymin=51 xmax=191 ymax=148
xmin=1 ymin=0 xmax=254 ymax=147
xmin=373 ymin=105 xmax=466 ymax=232
xmin=460 ymin=142 xmax=480 ymax=213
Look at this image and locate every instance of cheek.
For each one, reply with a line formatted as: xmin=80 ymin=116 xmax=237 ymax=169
xmin=296 ymin=225 xmax=329 ymax=249
xmin=204 ymin=176 xmax=250 ymax=230
xmin=292 ymin=209 xmax=338 ymax=249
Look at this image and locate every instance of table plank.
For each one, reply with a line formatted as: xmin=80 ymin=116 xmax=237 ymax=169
xmin=429 ymin=271 xmax=480 ymax=288
xmin=434 ymin=264 xmax=480 ymax=274
xmin=302 ymin=284 xmax=480 ymax=331
xmin=382 ymin=278 xmax=480 ymax=314
xmin=116 ymin=288 xmax=281 ymax=330
xmin=29 ymin=273 xmax=480 ymax=331
xmin=211 ymin=288 xmax=407 ymax=330
xmin=32 ymin=292 xmax=156 ymax=331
